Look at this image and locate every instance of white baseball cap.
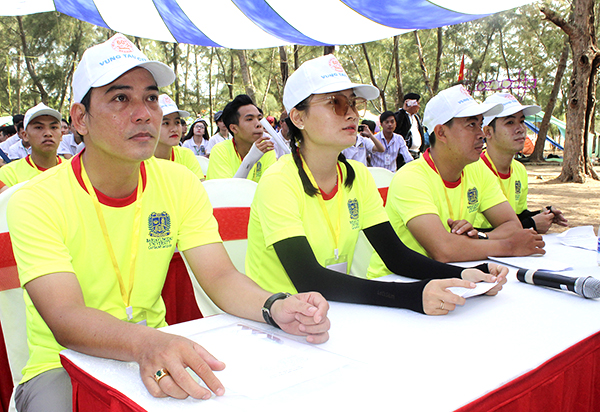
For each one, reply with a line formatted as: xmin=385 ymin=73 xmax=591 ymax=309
xmin=283 ymin=54 xmax=379 ymax=112
xmin=423 ymin=85 xmax=503 ymax=131
xmin=159 ymin=94 xmax=190 ymax=118
xmin=482 ymin=93 xmax=541 ymax=126
xmin=73 ymin=33 xmax=175 ymax=103
xmin=24 ymin=103 xmax=62 ymax=129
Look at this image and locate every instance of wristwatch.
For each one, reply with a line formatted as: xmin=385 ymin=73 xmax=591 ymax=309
xmin=262 ymin=292 xmax=292 ymax=329
xmin=477 ymin=232 xmax=489 ymax=240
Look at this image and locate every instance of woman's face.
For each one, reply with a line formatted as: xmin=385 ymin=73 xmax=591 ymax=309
xmin=300 ymin=88 xmax=360 ymax=152
xmin=193 ymin=121 xmax=206 ymax=137
xmin=159 ymin=113 xmax=182 ymax=147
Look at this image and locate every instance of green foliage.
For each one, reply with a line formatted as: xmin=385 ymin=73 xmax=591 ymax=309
xmin=1 ymin=1 xmax=596 ymax=133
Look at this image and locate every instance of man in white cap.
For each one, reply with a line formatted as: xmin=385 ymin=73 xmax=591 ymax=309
xmin=367 ymin=85 xmax=545 ymax=276
xmin=8 ymin=33 xmax=330 ymax=412
xmin=0 ymin=103 xmax=63 ymax=192
xmin=474 ymin=93 xmax=568 ymax=233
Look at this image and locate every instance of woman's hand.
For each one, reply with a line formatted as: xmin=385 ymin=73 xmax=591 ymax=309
xmin=460 ymin=264 xmax=508 ymax=296
xmin=422 ymin=278 xmax=475 ymax=315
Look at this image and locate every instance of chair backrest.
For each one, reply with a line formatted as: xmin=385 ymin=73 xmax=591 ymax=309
xmin=195 ymin=155 xmax=210 ymax=177
xmin=0 ymin=182 xmax=28 ymax=408
xmin=182 ymin=178 xmax=258 ymax=317
xmin=349 ymin=168 xmax=395 ymax=279
xmin=367 ymin=167 xmax=394 ymax=206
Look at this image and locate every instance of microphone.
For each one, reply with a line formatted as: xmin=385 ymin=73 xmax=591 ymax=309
xmin=517 ymin=269 xmax=600 ymax=299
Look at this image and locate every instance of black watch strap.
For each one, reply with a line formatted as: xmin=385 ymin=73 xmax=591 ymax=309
xmin=262 ymin=292 xmax=292 ymax=329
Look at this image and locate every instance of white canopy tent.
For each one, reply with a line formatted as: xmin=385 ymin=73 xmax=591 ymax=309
xmin=4 ymin=0 xmax=534 ymax=48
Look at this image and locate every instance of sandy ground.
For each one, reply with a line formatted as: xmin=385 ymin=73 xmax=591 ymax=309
xmin=525 ymin=162 xmax=600 ymax=234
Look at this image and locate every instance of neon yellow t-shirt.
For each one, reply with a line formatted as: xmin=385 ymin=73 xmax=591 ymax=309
xmin=170 ymin=145 xmax=205 ymax=179
xmin=367 ymin=152 xmax=506 ymax=278
xmin=206 ymin=139 xmax=276 ymax=183
xmin=473 ymin=154 xmax=528 ymax=229
xmin=7 ymin=154 xmax=221 ymax=384
xmin=246 ymin=156 xmax=389 ymax=293
xmin=0 ymin=155 xmax=63 ymax=188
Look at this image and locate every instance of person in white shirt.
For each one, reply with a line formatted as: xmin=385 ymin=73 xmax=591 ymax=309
xmin=58 ymin=117 xmax=85 ymax=159
xmin=7 ymin=122 xmax=31 ymax=160
xmin=181 ymin=117 xmax=210 ymax=156
xmin=342 ymin=120 xmax=385 ymax=166
xmin=394 ymin=92 xmax=427 ymax=160
xmin=368 ymin=111 xmax=413 ymax=171
xmin=204 ymin=110 xmax=232 ymax=156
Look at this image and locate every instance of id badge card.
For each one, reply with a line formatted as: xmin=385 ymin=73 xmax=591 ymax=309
xmin=325 ymin=254 xmax=348 ymax=274
xmin=128 ymin=310 xmax=147 ymax=326
xmin=384 ymin=153 xmax=392 ymax=163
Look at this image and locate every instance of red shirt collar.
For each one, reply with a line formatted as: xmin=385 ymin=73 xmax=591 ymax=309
xmin=480 ymin=151 xmax=511 ymax=179
xmin=26 ymin=155 xmax=62 ymax=171
xmin=423 ymin=148 xmax=461 ymax=189
xmin=71 ymin=151 xmax=147 ymax=207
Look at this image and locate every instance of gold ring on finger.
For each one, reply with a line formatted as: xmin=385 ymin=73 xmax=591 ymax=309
xmin=154 ymin=368 xmax=170 ymax=384
xmin=440 ymin=300 xmax=445 ymax=311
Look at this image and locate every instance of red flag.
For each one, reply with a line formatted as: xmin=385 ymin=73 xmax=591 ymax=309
xmin=458 ymin=55 xmax=465 ymax=82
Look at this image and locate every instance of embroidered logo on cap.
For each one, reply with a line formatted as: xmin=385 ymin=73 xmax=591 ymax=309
xmin=111 ymin=36 xmax=135 ymax=53
xmin=328 ymin=57 xmax=345 ymax=73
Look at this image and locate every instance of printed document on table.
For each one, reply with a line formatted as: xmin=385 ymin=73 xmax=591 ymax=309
xmin=187 ymin=323 xmax=352 ymax=399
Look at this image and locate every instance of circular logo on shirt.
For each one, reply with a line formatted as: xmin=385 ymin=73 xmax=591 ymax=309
xmin=111 ymin=36 xmax=135 ymax=53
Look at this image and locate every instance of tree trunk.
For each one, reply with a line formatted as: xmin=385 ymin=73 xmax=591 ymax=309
xmin=393 ymin=35 xmax=403 ymax=109
xmin=279 ymin=46 xmax=289 ymax=91
xmin=172 ymin=43 xmax=180 ymax=106
xmin=468 ymin=30 xmax=495 ymax=93
xmin=294 ymin=45 xmax=300 ymax=70
xmin=208 ymin=48 xmax=214 ymax=134
xmin=17 ymin=16 xmax=48 ymax=104
xmin=530 ymin=41 xmax=570 ymax=162
xmin=433 ymin=27 xmax=443 ymax=95
xmin=413 ymin=31 xmax=433 ymax=97
xmin=324 ymin=46 xmax=335 ymax=55
xmin=361 ymin=43 xmax=386 ymax=111
xmin=235 ymin=49 xmax=256 ymax=102
xmin=183 ymin=44 xmax=190 ymax=108
xmin=542 ymin=0 xmax=600 ymax=182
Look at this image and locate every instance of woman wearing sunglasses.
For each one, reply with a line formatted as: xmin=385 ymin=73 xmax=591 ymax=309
xmin=245 ymin=55 xmax=507 ymax=315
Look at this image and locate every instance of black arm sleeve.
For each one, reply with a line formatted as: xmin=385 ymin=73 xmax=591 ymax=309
xmin=363 ymin=222 xmax=465 ymax=280
xmin=273 ymin=236 xmax=428 ymax=313
xmin=517 ymin=209 xmax=540 ymax=231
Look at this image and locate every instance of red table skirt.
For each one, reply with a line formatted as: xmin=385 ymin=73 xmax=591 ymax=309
xmin=457 ymin=330 xmax=600 ymax=412
xmin=61 ymin=329 xmax=600 ymax=412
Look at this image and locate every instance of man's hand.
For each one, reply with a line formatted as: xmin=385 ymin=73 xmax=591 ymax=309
xmin=270 ymin=292 xmax=330 ymax=344
xmin=138 ymin=331 xmax=226 ymax=400
xmin=255 ymin=135 xmax=274 ymax=154
xmin=507 ymin=228 xmax=546 ymax=255
xmin=422 ymin=278 xmax=473 ymax=315
xmin=447 ymin=218 xmax=478 ymax=238
xmin=549 ymin=206 xmax=568 ymax=227
xmin=460 ymin=263 xmax=508 ymax=296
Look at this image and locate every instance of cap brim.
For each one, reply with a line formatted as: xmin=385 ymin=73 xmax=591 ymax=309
xmin=483 ymin=104 xmax=541 ymax=126
xmin=455 ymin=102 xmax=504 ymax=119
xmin=91 ymin=60 xmax=175 ymax=91
xmin=312 ymin=81 xmax=380 ymax=101
xmin=25 ymin=109 xmax=62 ymax=129
xmin=162 ymin=107 xmax=190 ymax=118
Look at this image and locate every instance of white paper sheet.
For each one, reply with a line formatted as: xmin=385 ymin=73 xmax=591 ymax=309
xmin=187 ymin=323 xmax=352 ymax=399
xmin=448 ymin=281 xmax=497 ymax=298
xmin=557 ymin=225 xmax=597 ymax=251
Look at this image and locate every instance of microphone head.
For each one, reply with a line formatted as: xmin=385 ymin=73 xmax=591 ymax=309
xmin=575 ymin=276 xmax=600 ymax=299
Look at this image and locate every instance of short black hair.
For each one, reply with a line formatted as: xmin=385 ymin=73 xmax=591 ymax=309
xmin=61 ymin=118 xmax=70 ymax=126
xmin=428 ymin=118 xmax=454 ymax=148
xmin=12 ymin=114 xmax=24 ymax=126
xmin=16 ymin=122 xmax=24 ymax=132
xmin=222 ymin=94 xmax=257 ymax=134
xmin=380 ymin=111 xmax=395 ymax=123
xmin=360 ymin=119 xmax=376 ymax=133
xmin=404 ymin=93 xmax=421 ymax=101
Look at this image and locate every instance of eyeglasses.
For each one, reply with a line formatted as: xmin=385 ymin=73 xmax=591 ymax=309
xmin=310 ymin=94 xmax=367 ymax=117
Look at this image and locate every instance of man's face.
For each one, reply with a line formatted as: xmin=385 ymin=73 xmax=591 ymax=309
xmin=404 ymin=99 xmax=420 ymax=115
xmin=23 ymin=115 xmax=61 ymax=154
xmin=76 ymin=67 xmax=161 ymax=163
xmin=230 ymin=104 xmax=263 ymax=145
xmin=442 ymin=115 xmax=485 ymax=164
xmin=279 ymin=115 xmax=289 ymax=140
xmin=381 ymin=116 xmax=396 ymax=134
xmin=61 ymin=120 xmax=70 ymax=135
xmin=485 ymin=111 xmax=527 ymax=155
